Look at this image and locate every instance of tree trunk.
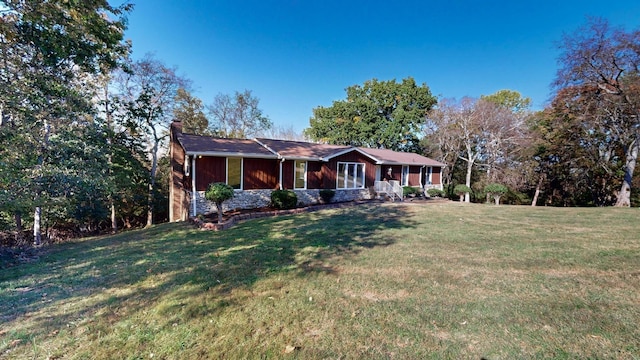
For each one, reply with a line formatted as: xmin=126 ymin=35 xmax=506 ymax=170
xmin=104 ymin=80 xmax=118 ymax=233
xmin=494 ymin=196 xmax=500 ymax=205
xmin=615 ymin=139 xmax=638 ymax=207
xmin=146 ymin=181 xmax=154 ymax=228
xmin=531 ymin=174 xmax=545 ymax=207
xmin=217 ymin=202 xmax=223 ymax=223
xmin=14 ymin=211 xmax=22 ymax=231
xmin=464 ymin=160 xmax=472 ymax=203
xmin=33 ymin=207 xmax=41 ymax=245
xmin=146 ymin=125 xmax=161 ymax=228
xmin=111 ymin=200 xmax=117 ymax=233
xmin=33 ymin=118 xmax=50 ymax=245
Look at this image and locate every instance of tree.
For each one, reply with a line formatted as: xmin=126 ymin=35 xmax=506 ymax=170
xmin=427 ymin=94 xmax=530 ymax=203
xmin=173 ymin=88 xmax=209 ymax=135
xmin=205 ymin=183 xmax=234 ymax=223
xmin=485 ymin=183 xmax=508 ymax=205
xmin=481 ymin=90 xmax=532 ymax=114
xmin=116 ymin=55 xmax=189 ymax=227
xmin=428 ymin=98 xmax=483 ymax=202
xmin=256 ymin=124 xmax=308 ymax=141
xmin=554 ymin=18 xmax=640 ymax=207
xmin=208 ymin=90 xmax=272 ymax=138
xmin=453 ymin=184 xmax=472 ymax=202
xmin=478 ymin=91 xmax=531 ymax=201
xmin=0 ymin=0 xmax=131 ymax=244
xmin=305 ymin=77 xmax=437 ymax=152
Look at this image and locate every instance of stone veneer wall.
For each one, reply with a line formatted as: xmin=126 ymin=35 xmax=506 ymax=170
xmin=190 ymin=188 xmax=375 ymax=217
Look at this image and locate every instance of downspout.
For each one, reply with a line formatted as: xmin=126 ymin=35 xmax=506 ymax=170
xmin=279 ymin=157 xmax=285 ymax=190
xmin=191 ymin=155 xmax=197 ymax=217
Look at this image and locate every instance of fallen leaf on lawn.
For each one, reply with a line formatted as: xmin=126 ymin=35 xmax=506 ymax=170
xmin=284 ymin=345 xmax=299 ymax=354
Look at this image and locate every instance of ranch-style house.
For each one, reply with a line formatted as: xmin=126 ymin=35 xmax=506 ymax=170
xmin=169 ymin=121 xmax=445 ymax=222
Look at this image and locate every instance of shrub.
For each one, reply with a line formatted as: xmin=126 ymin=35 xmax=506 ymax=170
xmin=427 ymin=188 xmax=445 ymax=198
xmin=402 ymin=186 xmax=418 ymax=197
xmin=205 ymin=182 xmax=235 ymax=223
xmin=319 ymin=189 xmax=335 ymax=204
xmin=484 ymin=183 xmax=509 ymax=205
xmin=453 ymin=184 xmax=472 ymax=202
xmin=271 ymin=189 xmax=298 ymax=209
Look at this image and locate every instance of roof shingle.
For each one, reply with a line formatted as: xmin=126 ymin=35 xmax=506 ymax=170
xmin=176 ymin=132 xmax=444 ymax=167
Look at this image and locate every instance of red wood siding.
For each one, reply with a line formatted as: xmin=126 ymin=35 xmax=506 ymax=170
xmin=244 ymin=158 xmax=279 ymax=190
xmin=432 ymin=167 xmax=441 ymax=185
xmin=282 ymin=160 xmax=294 ymax=189
xmin=325 ymin=151 xmax=377 ymax=188
xmin=195 ymin=157 xmax=226 ymax=191
xmin=408 ymin=166 xmax=422 ymax=186
xmin=307 ymin=161 xmax=323 ymax=189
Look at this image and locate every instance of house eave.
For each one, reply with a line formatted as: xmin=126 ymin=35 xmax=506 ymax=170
xmin=377 ymin=161 xmax=445 ymax=167
xmin=185 ymin=151 xmax=278 ymax=159
xmin=323 ymin=147 xmax=381 ymax=163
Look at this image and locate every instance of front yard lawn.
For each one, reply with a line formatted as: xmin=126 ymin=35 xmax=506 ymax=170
xmin=1 ymin=203 xmax=639 ymax=359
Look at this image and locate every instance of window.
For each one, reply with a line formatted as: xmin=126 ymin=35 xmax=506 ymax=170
xmin=227 ymin=157 xmax=242 ymax=189
xmin=294 ymin=160 xmax=306 ymax=189
xmin=337 ymin=162 xmax=365 ymax=189
xmin=401 ymin=166 xmax=409 ymax=186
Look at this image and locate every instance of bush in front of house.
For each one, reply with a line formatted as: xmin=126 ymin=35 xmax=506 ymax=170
xmin=205 ymin=182 xmax=235 ymax=223
xmin=319 ymin=189 xmax=335 ymax=204
xmin=427 ymin=188 xmax=445 ymax=198
xmin=271 ymin=189 xmax=298 ymax=209
xmin=403 ymin=186 xmax=418 ymax=197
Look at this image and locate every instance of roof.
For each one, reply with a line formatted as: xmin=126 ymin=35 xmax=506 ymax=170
xmin=256 ymin=138 xmax=349 ymax=160
xmin=358 ymin=147 xmax=446 ymax=167
xmin=177 ymin=133 xmax=277 ymax=158
xmin=175 ymin=130 xmax=444 ymax=167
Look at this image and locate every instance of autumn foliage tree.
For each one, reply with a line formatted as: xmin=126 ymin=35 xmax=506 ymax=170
xmin=553 ymin=18 xmax=640 ymax=207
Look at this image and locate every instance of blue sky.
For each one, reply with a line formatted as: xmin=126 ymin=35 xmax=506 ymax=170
xmin=122 ymin=1 xmax=640 ymax=133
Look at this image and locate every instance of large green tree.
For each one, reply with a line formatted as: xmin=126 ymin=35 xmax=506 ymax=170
xmin=305 ymin=77 xmax=437 ymax=152
xmin=173 ymin=88 xmax=209 ymax=135
xmin=0 ymin=0 xmax=131 ymax=244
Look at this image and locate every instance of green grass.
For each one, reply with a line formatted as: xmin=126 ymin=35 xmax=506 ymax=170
xmin=1 ymin=203 xmax=639 ymax=359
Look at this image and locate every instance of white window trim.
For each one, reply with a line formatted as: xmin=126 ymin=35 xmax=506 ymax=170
xmin=294 ymin=160 xmax=307 ymax=190
xmin=336 ymin=162 xmax=366 ymax=190
xmin=401 ymin=165 xmax=409 ymax=186
xmin=427 ymin=166 xmax=433 ymax=185
xmin=226 ymin=157 xmax=243 ymax=190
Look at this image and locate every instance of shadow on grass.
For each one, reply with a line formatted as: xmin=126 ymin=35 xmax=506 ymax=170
xmin=0 ymin=204 xmax=415 ymax=350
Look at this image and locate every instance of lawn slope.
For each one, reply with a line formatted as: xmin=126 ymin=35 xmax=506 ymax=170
xmin=1 ymin=203 xmax=639 ymax=359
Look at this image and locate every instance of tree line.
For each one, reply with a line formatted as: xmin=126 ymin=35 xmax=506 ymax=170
xmin=0 ymin=1 xmax=637 ymax=248
xmin=305 ymin=18 xmax=640 ymax=208
xmin=0 ymin=1 xmax=277 ymax=246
